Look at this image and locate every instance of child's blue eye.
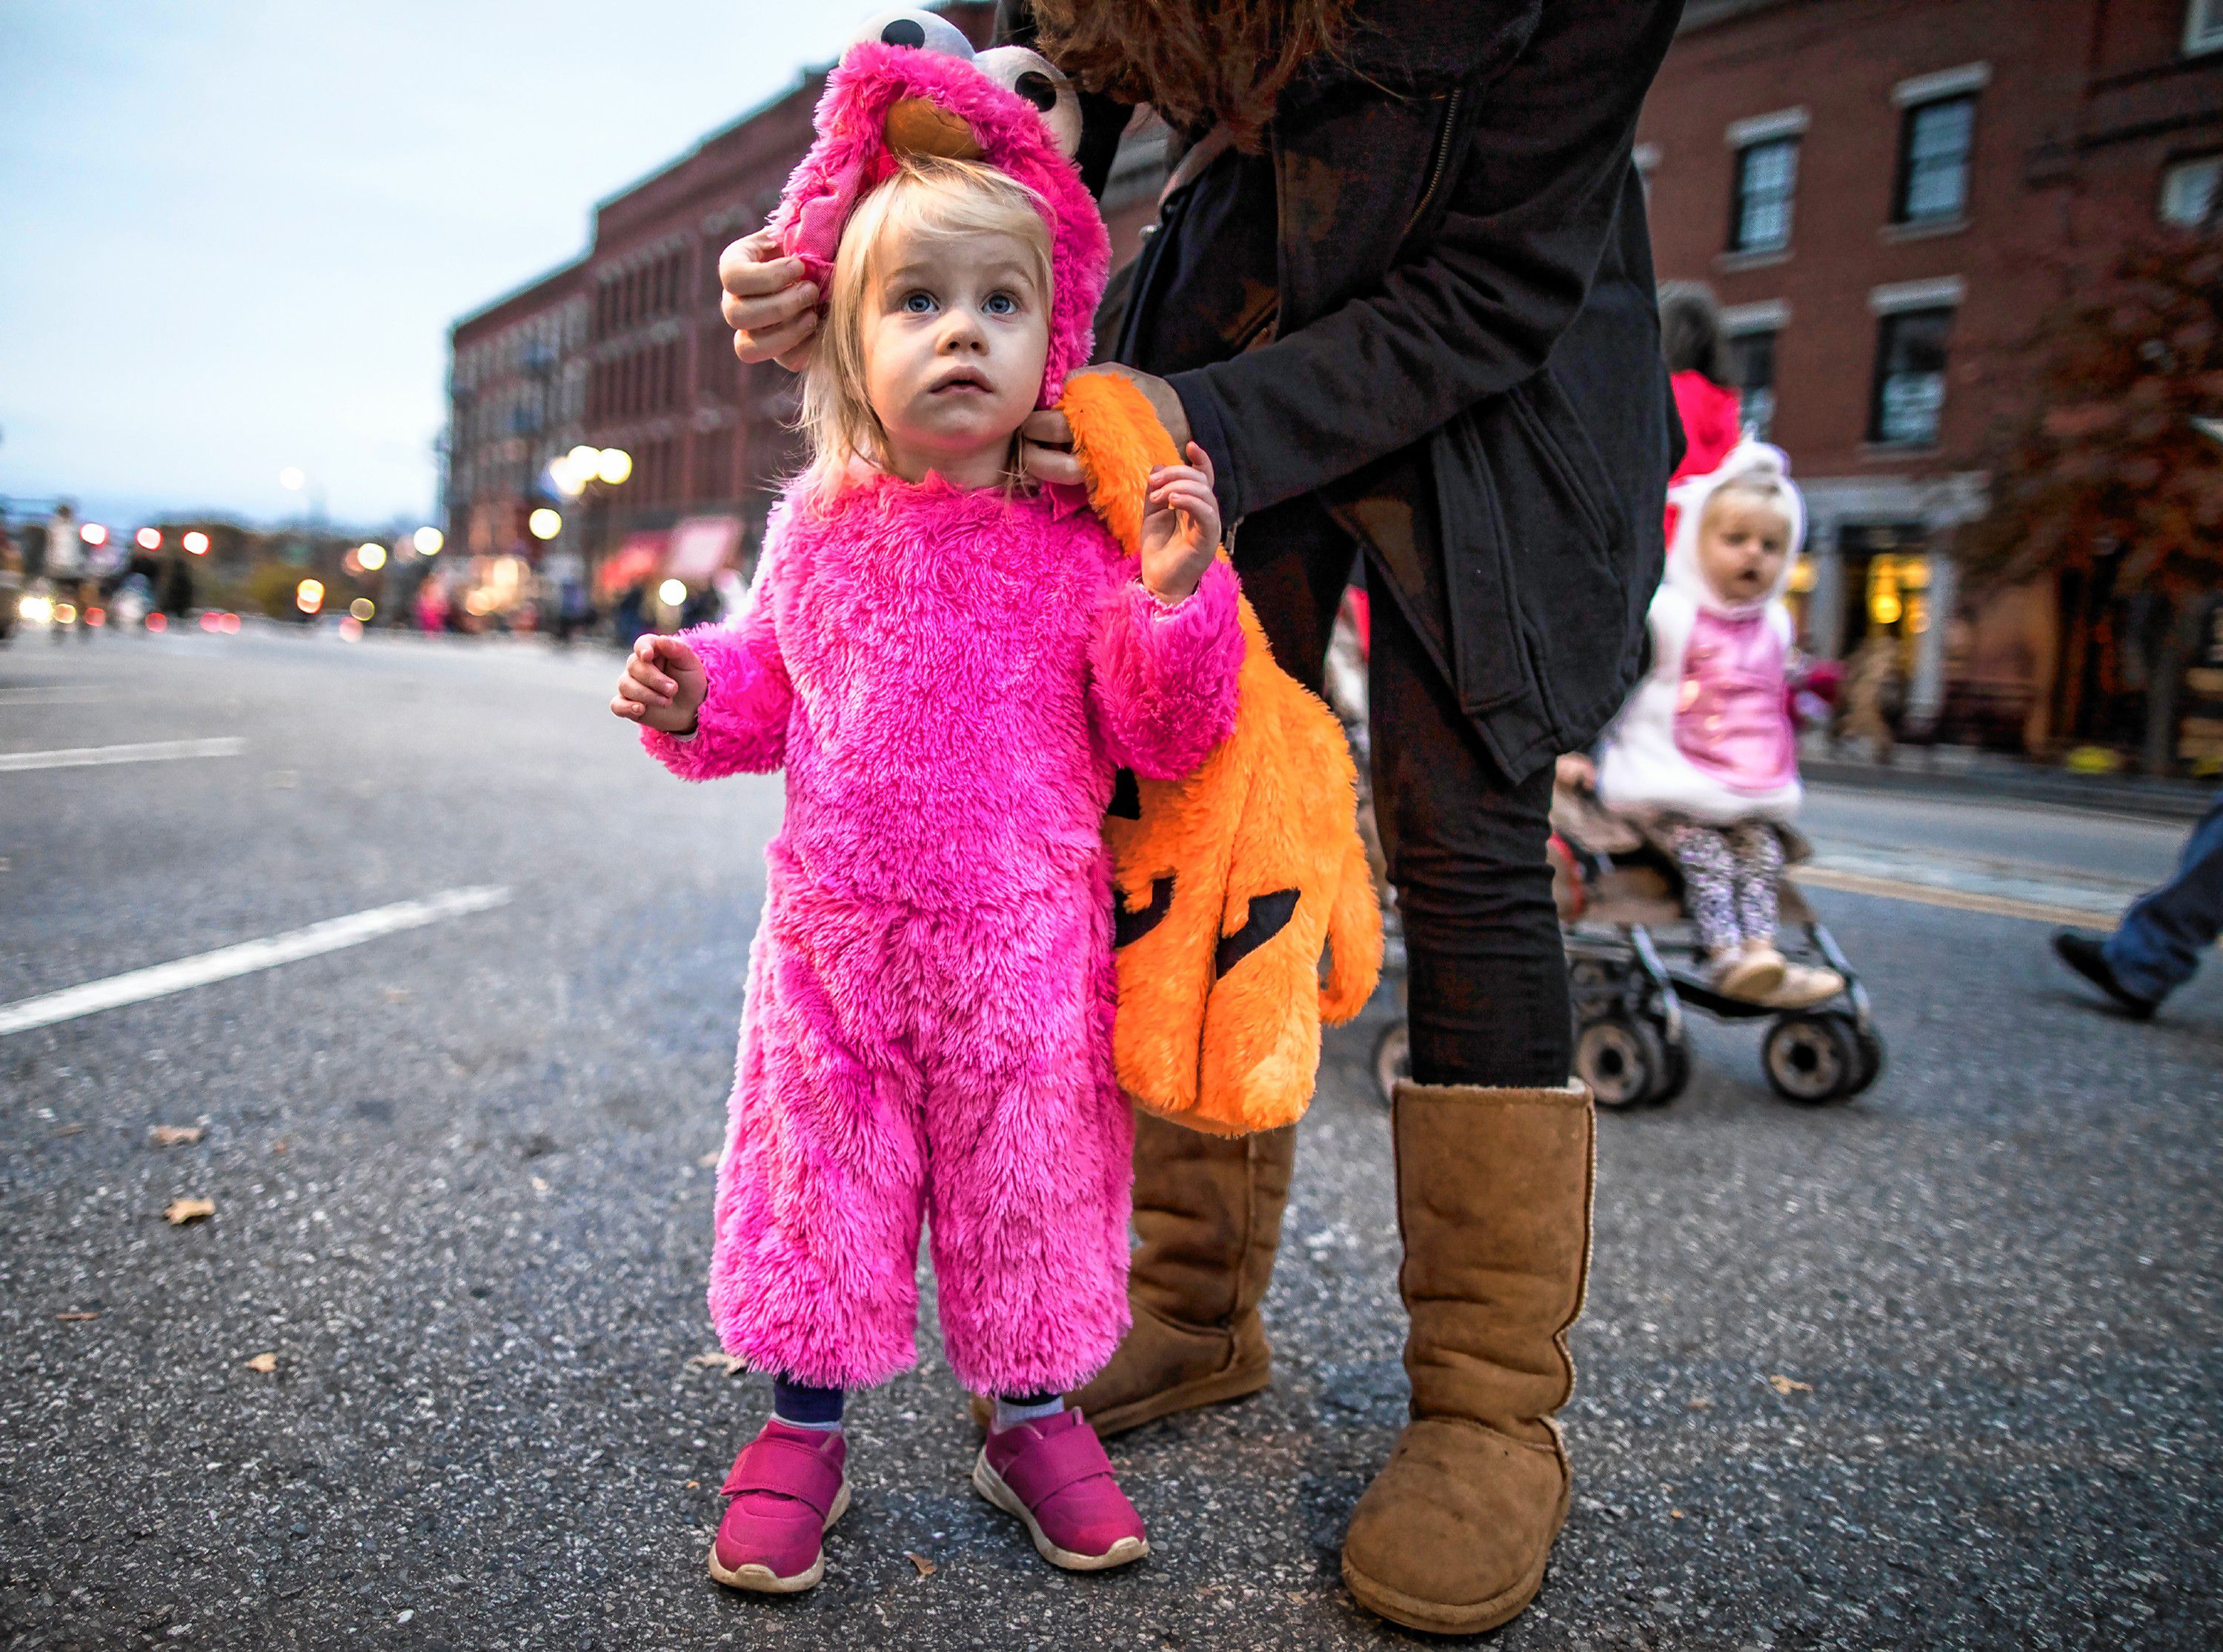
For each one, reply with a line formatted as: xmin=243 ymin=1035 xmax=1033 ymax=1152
xmin=984 ymin=292 xmax=1018 ymax=316
xmin=903 ymin=291 xmax=936 ymax=314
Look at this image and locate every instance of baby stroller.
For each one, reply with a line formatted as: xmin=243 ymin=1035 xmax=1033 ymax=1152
xmin=1369 ymin=785 xmax=1883 ymax=1110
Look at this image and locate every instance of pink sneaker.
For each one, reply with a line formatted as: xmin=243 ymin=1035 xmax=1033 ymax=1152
xmin=707 ymin=1420 xmax=851 ymax=1593
xmin=974 ymin=1409 xmax=1148 ymax=1571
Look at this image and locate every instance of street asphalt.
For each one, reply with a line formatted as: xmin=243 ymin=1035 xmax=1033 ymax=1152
xmin=2 ymin=625 xmax=2216 ymax=1651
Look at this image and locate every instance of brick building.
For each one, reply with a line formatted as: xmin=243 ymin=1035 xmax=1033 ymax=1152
xmin=442 ymin=2 xmax=1166 ymax=615
xmin=1640 ymin=0 xmax=2222 ymax=752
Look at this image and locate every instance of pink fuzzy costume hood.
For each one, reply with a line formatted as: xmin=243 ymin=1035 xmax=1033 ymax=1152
xmin=769 ymin=24 xmax=1109 ymax=405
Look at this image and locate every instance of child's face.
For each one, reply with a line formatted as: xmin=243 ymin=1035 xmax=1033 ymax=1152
xmin=860 ymin=222 xmax=1049 ymax=484
xmin=1694 ymin=491 xmax=1792 ymax=604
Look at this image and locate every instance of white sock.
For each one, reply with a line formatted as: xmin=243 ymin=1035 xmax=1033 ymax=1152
xmin=991 ymin=1394 xmax=1065 ymax=1431
xmin=771 ymin=1411 xmax=843 ymax=1433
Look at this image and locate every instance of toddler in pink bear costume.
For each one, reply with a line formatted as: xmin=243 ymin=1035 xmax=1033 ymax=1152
xmin=610 ymin=24 xmax=1241 ymax=1592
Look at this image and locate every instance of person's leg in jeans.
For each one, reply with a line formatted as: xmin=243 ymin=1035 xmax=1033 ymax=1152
xmin=2104 ymin=790 xmax=2223 ymax=1002
xmin=1369 ymin=587 xmax=1570 ymax=1085
xmin=1341 ymin=570 xmax=1593 ymax=1631
xmin=1057 ymin=498 xmax=1352 ymax=1437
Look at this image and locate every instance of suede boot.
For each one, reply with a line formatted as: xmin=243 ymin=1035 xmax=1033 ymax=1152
xmin=1341 ymin=1079 xmax=1595 ymax=1635
xmin=972 ymin=1108 xmax=1296 ymax=1436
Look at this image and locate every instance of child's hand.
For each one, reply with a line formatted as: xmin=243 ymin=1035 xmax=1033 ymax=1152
xmin=612 ymin=634 xmax=708 ymax=734
xmin=1138 ymin=443 xmax=1221 ymax=604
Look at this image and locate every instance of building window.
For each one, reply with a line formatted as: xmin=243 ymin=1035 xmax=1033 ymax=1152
xmin=1729 ymin=330 xmax=1778 ymax=442
xmin=2188 ymin=0 xmax=2223 ymax=55
xmin=1730 ymin=136 xmax=1799 ymax=253
xmin=2161 ymin=154 xmax=2222 ymax=226
xmin=1894 ymin=96 xmax=1976 ymax=223
xmin=1868 ymin=307 xmax=1954 ymax=447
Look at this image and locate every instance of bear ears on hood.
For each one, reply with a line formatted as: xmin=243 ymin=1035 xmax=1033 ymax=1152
xmin=770 ymin=9 xmax=1110 ymax=407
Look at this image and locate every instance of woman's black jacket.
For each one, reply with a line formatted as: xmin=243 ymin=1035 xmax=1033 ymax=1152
xmin=1001 ymin=0 xmax=1687 ymax=782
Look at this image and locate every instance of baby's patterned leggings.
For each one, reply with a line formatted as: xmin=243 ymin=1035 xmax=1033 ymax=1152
xmin=1670 ymin=821 xmax=1785 ymax=956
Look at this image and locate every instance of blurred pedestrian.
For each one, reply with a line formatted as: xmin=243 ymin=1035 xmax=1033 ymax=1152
xmin=720 ymin=0 xmax=1682 ymax=1631
xmin=2054 ymin=794 xmax=2223 ymax=1018
xmin=1661 ymin=282 xmax=1741 ymax=545
xmin=43 ymin=503 xmax=94 ymax=642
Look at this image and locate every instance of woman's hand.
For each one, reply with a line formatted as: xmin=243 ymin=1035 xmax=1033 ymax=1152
xmin=1555 ymin=752 xmax=1598 ymax=792
xmin=612 ymin=634 xmax=708 ymax=733
xmin=1021 ymin=364 xmax=1193 ymax=486
xmin=1137 ymin=444 xmax=1221 ymax=604
xmin=717 ymin=228 xmax=819 ymax=370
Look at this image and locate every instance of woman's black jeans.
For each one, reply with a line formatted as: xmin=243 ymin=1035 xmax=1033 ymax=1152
xmin=1236 ymin=499 xmax=1572 ymax=1090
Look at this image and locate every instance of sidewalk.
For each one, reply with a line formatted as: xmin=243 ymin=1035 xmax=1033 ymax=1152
xmin=1804 ymin=743 xmax=2215 ymax=822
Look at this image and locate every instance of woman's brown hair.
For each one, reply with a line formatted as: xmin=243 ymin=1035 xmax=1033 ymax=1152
xmin=1028 ymin=0 xmax=1355 ymax=149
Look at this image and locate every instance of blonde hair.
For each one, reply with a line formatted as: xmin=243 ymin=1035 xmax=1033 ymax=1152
xmin=797 ymin=153 xmax=1054 ymax=497
xmin=1703 ymin=475 xmax=1796 ymax=533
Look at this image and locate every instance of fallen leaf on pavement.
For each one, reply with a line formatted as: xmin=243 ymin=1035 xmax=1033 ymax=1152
xmin=165 ymin=1198 xmax=216 ymax=1225
xmin=906 ymin=1552 xmax=937 ymax=1577
xmin=531 ymin=1176 xmax=550 ymax=1194
xmin=1767 ymin=1374 xmax=1812 ymax=1396
xmin=1687 ymin=1396 xmax=1712 ymax=1410
xmin=697 ymin=1153 xmax=720 ymax=1169
xmin=1669 ymin=1508 xmax=1686 ymax=1519
xmin=270 ymin=1140 xmax=290 ymax=1155
xmin=685 ymin=1480 xmax=700 ymax=1491
xmin=688 ymin=1352 xmax=745 ymax=1376
xmin=56 ymin=1311 xmax=99 ymax=1322
xmin=382 ymin=987 xmax=413 ymax=1003
xmin=50 ymin=1123 xmax=84 ymax=1138
xmin=150 ymin=1125 xmax=205 ymax=1147
xmin=245 ymin=1353 xmax=278 ymax=1373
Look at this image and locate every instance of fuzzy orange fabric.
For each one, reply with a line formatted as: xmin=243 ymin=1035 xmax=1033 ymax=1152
xmin=1060 ymin=373 xmax=1383 ymax=1135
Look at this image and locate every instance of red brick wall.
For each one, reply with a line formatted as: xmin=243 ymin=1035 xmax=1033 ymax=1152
xmin=1639 ymin=0 xmax=2222 ymax=478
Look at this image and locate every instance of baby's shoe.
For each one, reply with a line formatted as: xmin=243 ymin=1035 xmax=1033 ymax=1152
xmin=974 ymin=1408 xmax=1148 ymax=1571
xmin=707 ymin=1420 xmax=851 ymax=1593
xmin=1766 ymin=962 xmax=1846 ymax=1009
xmin=1709 ymin=942 xmax=1786 ymax=1002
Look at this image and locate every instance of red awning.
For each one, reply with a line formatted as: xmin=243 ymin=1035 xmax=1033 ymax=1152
xmin=662 ymin=514 xmax=743 ymax=586
xmin=597 ymin=532 xmax=666 ymax=596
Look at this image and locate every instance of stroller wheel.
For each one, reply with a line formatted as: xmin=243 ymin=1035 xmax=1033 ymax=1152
xmin=1652 ymin=1035 xmax=1692 ymax=1105
xmin=1761 ymin=1012 xmax=1864 ymax=1105
xmin=1372 ymin=1021 xmax=1410 ymax=1108
xmin=1844 ymin=1019 xmax=1885 ymax=1096
xmin=1576 ymin=1013 xmax=1666 ymax=1111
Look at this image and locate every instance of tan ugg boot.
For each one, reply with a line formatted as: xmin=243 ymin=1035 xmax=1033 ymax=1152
xmin=1340 ymin=1079 xmax=1595 ymax=1636
xmin=972 ymin=1108 xmax=1296 ymax=1436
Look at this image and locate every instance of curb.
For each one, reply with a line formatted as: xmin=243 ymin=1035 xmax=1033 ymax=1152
xmin=1804 ymin=757 xmax=2213 ymax=823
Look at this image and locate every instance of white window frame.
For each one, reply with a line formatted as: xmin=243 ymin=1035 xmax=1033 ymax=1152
xmin=1721 ymin=299 xmax=1792 ymax=335
xmin=1893 ymin=62 xmax=1992 ymax=107
xmin=1724 ymin=107 xmax=1810 ymax=149
xmin=2187 ymin=0 xmax=2223 ymax=56
xmin=1870 ymin=276 xmax=1967 ymax=315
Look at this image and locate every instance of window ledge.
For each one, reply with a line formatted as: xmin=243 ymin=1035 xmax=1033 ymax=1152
xmin=1716 ymin=247 xmax=1793 ymax=273
xmin=1881 ymin=216 xmax=1970 ymax=243
xmin=1860 ymin=441 xmax=1944 ymax=460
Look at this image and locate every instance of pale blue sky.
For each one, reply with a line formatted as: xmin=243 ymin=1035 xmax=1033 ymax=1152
xmin=0 ymin=1 xmax=871 ymax=531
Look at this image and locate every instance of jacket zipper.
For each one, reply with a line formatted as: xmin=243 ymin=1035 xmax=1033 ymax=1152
xmin=1403 ymin=87 xmax=1466 ymax=236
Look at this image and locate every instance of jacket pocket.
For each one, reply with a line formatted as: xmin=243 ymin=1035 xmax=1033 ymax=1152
xmin=1432 ymin=403 xmax=1535 ymax=720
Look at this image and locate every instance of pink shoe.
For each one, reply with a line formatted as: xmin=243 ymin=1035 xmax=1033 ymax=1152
xmin=974 ymin=1409 xmax=1149 ymax=1571
xmin=707 ymin=1421 xmax=851 ymax=1593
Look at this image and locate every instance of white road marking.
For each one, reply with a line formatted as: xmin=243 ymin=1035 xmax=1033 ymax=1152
xmin=0 ymin=686 xmax=126 ymax=707
xmin=0 ymin=737 xmax=245 ymax=772
xmin=0 ymin=885 xmax=511 ymax=1036
xmin=1794 ymin=841 xmax=2143 ymax=927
